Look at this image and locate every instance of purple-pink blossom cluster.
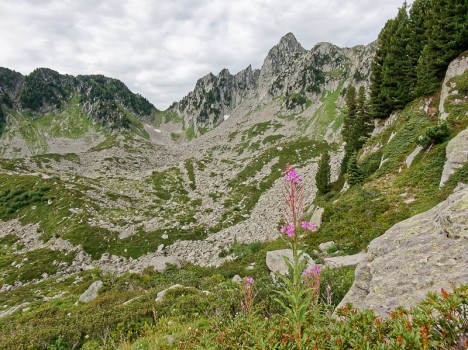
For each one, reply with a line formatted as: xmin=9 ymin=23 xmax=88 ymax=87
xmin=243 ymin=276 xmax=254 ymax=285
xmin=284 ymin=168 xmax=302 ymax=184
xmin=280 ymin=224 xmax=295 ymax=237
xmin=301 ymin=221 xmax=317 ymax=231
xmin=302 ymin=265 xmax=321 ymax=279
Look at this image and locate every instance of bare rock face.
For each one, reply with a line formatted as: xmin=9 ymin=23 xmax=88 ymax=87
xmin=338 ymin=185 xmax=468 ymax=317
xmin=439 ymin=53 xmax=468 ymax=120
xmin=324 ymin=252 xmax=367 ymax=268
xmin=79 ymin=280 xmax=103 ymax=303
xmin=439 ymin=127 xmax=468 ymax=187
xmin=266 ymin=249 xmax=314 ymax=276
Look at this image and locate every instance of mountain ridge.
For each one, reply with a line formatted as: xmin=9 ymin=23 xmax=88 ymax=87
xmin=169 ymin=33 xmax=376 ymax=136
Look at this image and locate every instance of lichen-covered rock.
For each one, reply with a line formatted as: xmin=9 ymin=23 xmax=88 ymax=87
xmin=79 ymin=280 xmax=103 ymax=303
xmin=266 ymin=249 xmax=314 ymax=276
xmin=324 ymin=252 xmax=367 ymax=268
xmin=439 ymin=53 xmax=468 ymax=120
xmin=439 ymin=127 xmax=468 ymax=187
xmin=338 ymin=185 xmax=468 ymax=317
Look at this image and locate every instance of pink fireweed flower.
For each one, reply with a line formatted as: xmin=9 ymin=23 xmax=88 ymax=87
xmin=285 ymin=169 xmax=302 ymax=184
xmin=301 ymin=221 xmax=317 ymax=232
xmin=243 ymin=276 xmax=254 ymax=284
xmin=303 ymin=265 xmax=321 ymax=278
xmin=280 ymin=224 xmax=295 ymax=237
xmin=282 ymin=163 xmax=302 ymax=184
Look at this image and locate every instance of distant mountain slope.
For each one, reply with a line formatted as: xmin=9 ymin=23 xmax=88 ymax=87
xmin=0 ymin=67 xmax=158 ymax=132
xmin=169 ymin=33 xmax=375 ymax=135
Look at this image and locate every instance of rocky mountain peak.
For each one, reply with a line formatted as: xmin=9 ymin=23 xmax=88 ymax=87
xmin=278 ymin=32 xmax=304 ymax=52
xmin=169 ymin=32 xmax=375 ymax=135
xmin=260 ymin=32 xmax=306 ymax=80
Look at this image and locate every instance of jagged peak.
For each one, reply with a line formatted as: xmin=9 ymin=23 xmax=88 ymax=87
xmin=279 ymin=32 xmax=303 ymax=49
xmin=311 ymin=41 xmax=341 ymax=52
xmin=273 ymin=32 xmax=305 ymax=55
xmin=219 ymin=68 xmax=231 ymax=76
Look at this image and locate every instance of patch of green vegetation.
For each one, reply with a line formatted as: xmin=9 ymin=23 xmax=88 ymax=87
xmin=303 ymin=86 xmax=345 ymax=138
xmin=151 ymin=167 xmax=188 ymax=201
xmin=153 ymin=110 xmax=183 ymax=127
xmin=0 ymin=234 xmax=24 ymax=254
xmin=277 ymin=113 xmax=297 ymax=121
xmin=0 ymin=248 xmax=75 ymax=285
xmin=0 ymin=174 xmax=100 ymax=255
xmin=375 ymin=108 xmax=431 ymax=176
xmin=242 ymin=121 xmax=283 ymax=140
xmin=0 ymin=158 xmax=28 ymax=172
xmin=0 ymin=184 xmax=49 ymax=217
xmin=319 ymin=267 xmax=355 ymax=307
xmin=32 ymin=153 xmax=81 ymax=165
xmin=170 ymin=132 xmax=181 ymax=141
xmin=219 ymin=241 xmax=262 ymax=259
xmin=359 ymin=150 xmax=382 ymax=178
xmin=445 ymin=72 xmax=468 ymax=133
xmin=108 ymin=226 xmax=208 ymax=259
xmin=62 ymin=224 xmax=118 ymax=260
xmin=10 ymin=111 xmax=48 ymax=154
xmin=89 ymin=135 xmax=119 ymax=152
xmin=184 ymin=159 xmax=196 ymax=190
xmin=285 ymin=92 xmax=307 ymax=110
xmin=228 ymin=130 xmax=239 ymax=141
xmin=39 ymin=95 xmax=97 ymax=139
xmin=262 ymin=134 xmax=284 ymax=144
xmin=185 ymin=125 xmax=196 ymax=141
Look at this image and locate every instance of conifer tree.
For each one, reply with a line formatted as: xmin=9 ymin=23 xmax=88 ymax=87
xmin=342 ymin=85 xmax=372 ymax=175
xmin=347 ymin=152 xmax=364 ymax=185
xmin=416 ymin=0 xmax=468 ymax=95
xmin=407 ymin=0 xmax=431 ymax=96
xmin=369 ymin=18 xmax=399 ymax=118
xmin=316 ymin=151 xmax=331 ymax=195
xmin=380 ymin=4 xmax=412 ymax=110
xmin=356 ymin=86 xmax=373 ymax=140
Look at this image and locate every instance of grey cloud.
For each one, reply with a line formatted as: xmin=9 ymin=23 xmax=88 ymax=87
xmin=0 ymin=0 xmax=403 ymax=109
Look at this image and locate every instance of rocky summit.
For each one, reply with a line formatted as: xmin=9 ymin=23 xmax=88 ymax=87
xmin=0 ymin=6 xmax=467 ymax=347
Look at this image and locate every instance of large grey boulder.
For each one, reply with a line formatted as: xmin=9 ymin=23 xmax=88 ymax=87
xmin=79 ymin=280 xmax=103 ymax=303
xmin=324 ymin=252 xmax=367 ymax=268
xmin=439 ymin=127 xmax=468 ymax=187
xmin=266 ymin=249 xmax=314 ymax=276
xmin=339 ymin=185 xmax=468 ymax=317
xmin=311 ymin=207 xmax=324 ymax=228
xmin=439 ymin=53 xmax=468 ymax=120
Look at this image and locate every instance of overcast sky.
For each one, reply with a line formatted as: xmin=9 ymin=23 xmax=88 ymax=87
xmin=0 ymin=0 xmax=404 ymax=109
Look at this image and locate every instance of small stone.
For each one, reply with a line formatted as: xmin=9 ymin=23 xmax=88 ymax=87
xmin=319 ymin=241 xmax=335 ymax=253
xmin=232 ymin=275 xmax=242 ymax=283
